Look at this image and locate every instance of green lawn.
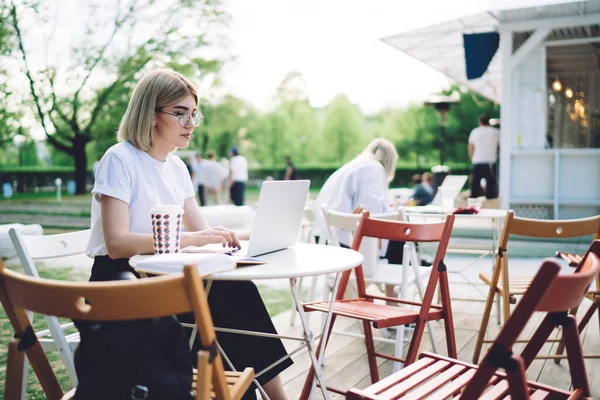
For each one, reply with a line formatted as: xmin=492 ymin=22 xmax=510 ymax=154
xmin=0 ymin=263 xmax=297 ymax=398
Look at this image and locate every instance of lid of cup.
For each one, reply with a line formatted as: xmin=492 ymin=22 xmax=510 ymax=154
xmin=150 ymin=205 xmax=184 ymax=213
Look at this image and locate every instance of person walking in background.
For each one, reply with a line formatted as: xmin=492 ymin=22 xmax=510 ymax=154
xmin=229 ymin=146 xmax=248 ymax=206
xmin=284 ymin=155 xmax=299 ymax=180
xmin=468 ymin=113 xmax=499 ymax=199
xmin=194 ymin=153 xmax=206 ymax=206
xmin=184 ymin=156 xmax=194 ymax=179
xmin=219 ymin=157 xmax=230 ymax=192
xmin=204 ymin=151 xmax=223 ymax=205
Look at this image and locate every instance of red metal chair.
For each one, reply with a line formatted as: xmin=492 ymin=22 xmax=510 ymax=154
xmin=346 ymin=240 xmax=600 ymax=399
xmin=300 ymin=211 xmax=456 ymax=398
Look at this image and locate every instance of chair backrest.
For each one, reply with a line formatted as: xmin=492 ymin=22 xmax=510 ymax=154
xmin=321 ymin=207 xmax=403 ymax=246
xmin=462 ymin=240 xmax=600 ymax=398
xmin=508 ymin=212 xmax=600 ymax=240
xmin=347 ymin=211 xmax=454 ymax=308
xmin=8 ymin=228 xmax=91 ymax=386
xmin=494 ymin=211 xmax=600 ymax=285
xmin=0 ymin=261 xmax=233 ymax=400
xmin=9 ymin=228 xmax=91 ymax=277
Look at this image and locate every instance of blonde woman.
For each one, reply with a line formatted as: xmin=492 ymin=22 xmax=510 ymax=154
xmin=86 ymin=69 xmax=290 ymax=399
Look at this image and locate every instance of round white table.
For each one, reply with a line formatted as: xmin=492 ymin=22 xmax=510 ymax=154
xmin=130 ymin=242 xmax=363 ymax=281
xmin=130 ymin=243 xmax=363 ymax=400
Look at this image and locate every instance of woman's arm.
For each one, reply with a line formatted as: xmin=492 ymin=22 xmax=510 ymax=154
xmin=101 ymin=196 xmax=155 ymax=259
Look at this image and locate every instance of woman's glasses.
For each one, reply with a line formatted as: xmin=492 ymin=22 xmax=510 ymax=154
xmin=155 ymin=108 xmax=204 ymax=127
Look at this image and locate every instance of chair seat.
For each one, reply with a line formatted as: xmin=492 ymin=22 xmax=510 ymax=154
xmin=192 ymin=367 xmax=254 ymax=399
xmin=347 ymin=352 xmax=576 ymax=399
xmin=303 ymin=298 xmax=443 ymax=329
xmin=479 ymin=273 xmax=532 ymax=296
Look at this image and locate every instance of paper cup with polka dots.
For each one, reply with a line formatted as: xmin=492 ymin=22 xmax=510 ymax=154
xmin=150 ymin=205 xmax=184 ymax=254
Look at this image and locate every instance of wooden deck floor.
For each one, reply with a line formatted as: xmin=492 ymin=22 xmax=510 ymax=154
xmin=268 ymin=257 xmax=600 ymax=399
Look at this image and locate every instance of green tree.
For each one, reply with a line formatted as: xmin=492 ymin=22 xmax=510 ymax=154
xmin=193 ymin=95 xmax=252 ymax=158
xmin=3 ymin=0 xmax=227 ymax=193
xmin=321 ymin=94 xmax=363 ymax=163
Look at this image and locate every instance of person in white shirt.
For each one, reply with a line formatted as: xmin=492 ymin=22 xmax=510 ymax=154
xmin=203 ymin=151 xmax=223 ymax=205
xmin=312 ymin=138 xmax=433 ymax=301
xmin=193 ymin=153 xmax=206 ymax=206
xmin=87 ymin=69 xmax=290 ymax=400
xmin=228 ymin=146 xmax=248 ymax=206
xmin=468 ymin=113 xmax=499 ymax=198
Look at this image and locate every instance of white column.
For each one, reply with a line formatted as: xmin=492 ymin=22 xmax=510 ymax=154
xmin=499 ymin=29 xmax=513 ymax=210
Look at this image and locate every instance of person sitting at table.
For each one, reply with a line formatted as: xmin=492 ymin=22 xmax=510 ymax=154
xmin=312 ymin=138 xmax=431 ymax=296
xmin=411 ymin=172 xmax=434 ymax=206
xmin=85 ymin=69 xmax=290 ymax=400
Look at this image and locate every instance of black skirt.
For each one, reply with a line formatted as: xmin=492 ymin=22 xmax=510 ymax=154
xmin=90 ymin=255 xmax=293 ymax=399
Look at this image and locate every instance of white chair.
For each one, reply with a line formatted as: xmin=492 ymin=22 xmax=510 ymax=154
xmin=8 ymin=228 xmax=91 ymax=393
xmin=321 ymin=207 xmax=439 ymax=371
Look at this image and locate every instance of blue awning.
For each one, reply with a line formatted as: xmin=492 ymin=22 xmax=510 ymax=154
xmin=463 ymin=32 xmax=500 ymax=80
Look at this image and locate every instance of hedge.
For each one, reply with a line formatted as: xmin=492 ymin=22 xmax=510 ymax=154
xmin=0 ymin=163 xmax=472 ymax=192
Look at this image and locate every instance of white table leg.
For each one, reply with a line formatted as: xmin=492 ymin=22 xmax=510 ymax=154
xmin=291 ymin=273 xmax=341 ymax=400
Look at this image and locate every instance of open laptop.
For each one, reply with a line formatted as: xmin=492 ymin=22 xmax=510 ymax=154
xmin=405 ymin=175 xmax=468 ymax=213
xmin=431 ymin=175 xmax=468 ymax=207
xmin=232 ymin=180 xmax=310 ymax=257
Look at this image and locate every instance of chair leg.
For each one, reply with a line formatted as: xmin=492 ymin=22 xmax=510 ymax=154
xmin=501 ymin=257 xmax=511 ymax=325
xmin=562 ymin=316 xmax=591 ymax=397
xmin=363 ymin=320 xmax=380 ymax=383
xmin=505 ymin=356 xmax=530 ymax=399
xmin=404 ymin=319 xmax=426 ymax=365
xmin=473 ymin=268 xmax=501 ymax=363
xmin=438 ymin=268 xmax=457 ymax=359
xmin=196 ymin=351 xmax=212 ymax=400
xmin=554 ymin=304 xmax=580 ymax=364
xmin=520 ymin=315 xmax=556 ymax=368
xmin=6 ymin=339 xmax=25 ymax=400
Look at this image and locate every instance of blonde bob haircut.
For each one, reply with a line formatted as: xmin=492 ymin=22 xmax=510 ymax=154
xmin=359 ymin=138 xmax=398 ymax=183
xmin=117 ymin=69 xmax=198 ymax=151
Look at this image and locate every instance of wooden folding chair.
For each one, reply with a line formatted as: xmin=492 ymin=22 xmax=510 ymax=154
xmin=0 ymin=260 xmax=254 ymax=400
xmin=346 ymin=240 xmax=600 ymax=399
xmin=473 ymin=211 xmax=600 ymax=364
xmin=8 ymin=228 xmax=91 ymax=390
xmin=300 ymin=211 xmax=456 ymax=398
xmin=554 ymin=250 xmax=600 ymax=364
xmin=321 ymin=207 xmax=439 ymax=367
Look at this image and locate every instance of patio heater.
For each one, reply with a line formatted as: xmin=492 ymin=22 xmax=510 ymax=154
xmin=424 ymin=95 xmax=460 ymax=165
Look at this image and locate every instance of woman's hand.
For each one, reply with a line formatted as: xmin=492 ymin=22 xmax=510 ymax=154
xmin=190 ymin=226 xmax=241 ymax=249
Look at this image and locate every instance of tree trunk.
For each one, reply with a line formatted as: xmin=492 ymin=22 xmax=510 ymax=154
xmin=73 ymin=135 xmax=88 ymax=194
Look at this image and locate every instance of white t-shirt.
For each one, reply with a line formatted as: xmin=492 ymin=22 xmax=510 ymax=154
xmin=230 ymin=155 xmax=248 ymax=182
xmin=312 ymin=157 xmax=391 ymax=248
xmin=86 ymin=141 xmax=195 ymax=257
xmin=203 ymin=160 xmax=223 ymax=189
xmin=468 ymin=126 xmax=500 ymax=164
xmin=193 ymin=160 xmax=206 ymax=185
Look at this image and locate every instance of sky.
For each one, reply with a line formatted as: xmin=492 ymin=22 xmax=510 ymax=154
xmin=218 ymin=0 xmax=576 ymax=114
xmin=219 ymin=0 xmax=486 ymax=114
